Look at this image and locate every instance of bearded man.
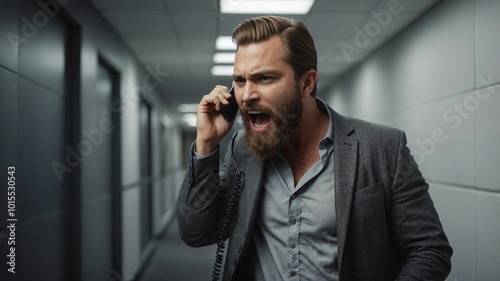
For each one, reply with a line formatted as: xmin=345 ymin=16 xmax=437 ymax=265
xmin=177 ymin=15 xmax=452 ymax=281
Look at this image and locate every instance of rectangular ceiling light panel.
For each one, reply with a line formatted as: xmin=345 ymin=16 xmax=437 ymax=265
xmin=213 ymin=52 xmax=236 ymax=64
xmin=216 ymin=36 xmax=237 ymax=50
xmin=220 ymin=0 xmax=315 ymax=14
xmin=211 ymin=65 xmax=234 ymax=76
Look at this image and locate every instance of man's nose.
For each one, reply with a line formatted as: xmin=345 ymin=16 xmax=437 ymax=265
xmin=241 ymin=82 xmax=259 ymax=104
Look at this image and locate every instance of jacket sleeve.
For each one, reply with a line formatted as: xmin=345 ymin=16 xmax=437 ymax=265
xmin=391 ymin=132 xmax=453 ymax=280
xmin=176 ymin=141 xmax=235 ymax=247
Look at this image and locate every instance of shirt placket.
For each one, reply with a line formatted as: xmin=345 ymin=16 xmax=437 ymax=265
xmin=287 ymin=193 xmax=301 ymax=280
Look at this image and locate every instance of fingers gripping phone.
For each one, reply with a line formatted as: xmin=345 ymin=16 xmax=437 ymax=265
xmin=220 ymin=86 xmax=239 ymax=122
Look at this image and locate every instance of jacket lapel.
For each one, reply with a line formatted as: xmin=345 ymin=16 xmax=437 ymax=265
xmin=223 ymin=131 xmax=266 ymax=280
xmin=331 ymin=109 xmax=358 ymax=273
xmin=231 ymin=131 xmax=266 ymax=252
xmin=237 ymin=149 xmax=265 ymax=236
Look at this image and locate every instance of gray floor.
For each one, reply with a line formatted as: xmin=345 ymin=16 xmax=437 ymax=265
xmin=139 ymin=220 xmax=219 ymax=281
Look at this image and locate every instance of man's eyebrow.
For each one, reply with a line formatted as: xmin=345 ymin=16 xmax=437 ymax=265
xmin=232 ymin=69 xmax=282 ymax=80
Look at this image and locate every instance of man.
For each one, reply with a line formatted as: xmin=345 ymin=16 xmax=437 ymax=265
xmin=177 ymin=15 xmax=452 ymax=281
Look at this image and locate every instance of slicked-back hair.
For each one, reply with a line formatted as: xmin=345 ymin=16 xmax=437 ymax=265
xmin=232 ymin=15 xmax=318 ymax=97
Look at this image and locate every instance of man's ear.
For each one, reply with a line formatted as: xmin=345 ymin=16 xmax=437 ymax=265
xmin=300 ymin=69 xmax=318 ymax=97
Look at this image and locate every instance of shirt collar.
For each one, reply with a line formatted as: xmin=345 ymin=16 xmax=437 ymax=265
xmin=315 ymin=98 xmax=334 ymax=149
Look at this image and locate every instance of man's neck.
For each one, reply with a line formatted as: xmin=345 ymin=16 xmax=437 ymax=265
xmin=283 ymin=99 xmax=329 ymax=155
xmin=282 ymin=99 xmax=329 ymax=185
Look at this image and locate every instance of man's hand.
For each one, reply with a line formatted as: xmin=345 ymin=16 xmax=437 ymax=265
xmin=195 ymin=85 xmax=235 ymax=155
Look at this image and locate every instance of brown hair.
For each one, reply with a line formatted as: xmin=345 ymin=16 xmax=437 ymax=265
xmin=232 ymin=16 xmax=317 ymax=96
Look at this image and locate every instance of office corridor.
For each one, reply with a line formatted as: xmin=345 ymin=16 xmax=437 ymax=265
xmin=2 ymin=0 xmax=500 ymax=280
xmin=139 ymin=221 xmax=217 ymax=281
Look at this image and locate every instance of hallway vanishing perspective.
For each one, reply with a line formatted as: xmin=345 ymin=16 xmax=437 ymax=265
xmin=139 ymin=221 xmax=217 ymax=281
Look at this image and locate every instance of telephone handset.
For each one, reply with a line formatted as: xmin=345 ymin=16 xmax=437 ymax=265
xmin=212 ymin=132 xmax=243 ymax=281
xmin=220 ymin=86 xmax=239 ymax=122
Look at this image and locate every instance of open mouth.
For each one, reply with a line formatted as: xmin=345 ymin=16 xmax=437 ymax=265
xmin=248 ymin=111 xmax=271 ymax=128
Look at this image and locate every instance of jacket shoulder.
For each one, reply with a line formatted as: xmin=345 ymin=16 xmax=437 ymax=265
xmin=351 ymin=117 xmax=402 ymax=140
xmin=332 ymin=110 xmax=404 ymax=144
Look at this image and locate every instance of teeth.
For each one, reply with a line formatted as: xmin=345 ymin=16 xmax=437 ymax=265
xmin=248 ymin=111 xmax=268 ymax=128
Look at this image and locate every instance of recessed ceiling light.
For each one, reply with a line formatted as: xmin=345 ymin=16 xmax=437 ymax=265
xmin=182 ymin=113 xmax=198 ymax=127
xmin=211 ymin=65 xmax=234 ymax=76
xmin=220 ymin=0 xmax=315 ymax=14
xmin=216 ymin=36 xmax=236 ymax=50
xmin=213 ymin=52 xmax=236 ymax=64
xmin=178 ymin=103 xmax=199 ymax=113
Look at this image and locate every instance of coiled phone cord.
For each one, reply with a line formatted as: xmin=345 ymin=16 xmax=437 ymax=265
xmin=212 ymin=132 xmax=243 ymax=281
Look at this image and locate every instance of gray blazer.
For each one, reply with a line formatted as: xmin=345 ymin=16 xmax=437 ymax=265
xmin=177 ymin=107 xmax=452 ymax=281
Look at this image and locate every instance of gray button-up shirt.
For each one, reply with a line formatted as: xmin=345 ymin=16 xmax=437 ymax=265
xmin=252 ymin=99 xmax=339 ymax=281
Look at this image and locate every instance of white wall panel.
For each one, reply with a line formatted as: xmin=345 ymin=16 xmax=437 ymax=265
xmin=428 ymin=183 xmax=476 ymax=281
xmin=475 ymin=0 xmax=500 ymax=86
xmin=381 ymin=0 xmax=474 ymax=109
xmin=475 ymin=85 xmax=500 ymax=191
xmin=377 ymin=93 xmax=476 ymax=187
xmin=476 ymin=191 xmax=500 ymax=281
xmin=330 ymin=0 xmax=475 ymax=119
xmin=324 ymin=0 xmax=500 ymax=279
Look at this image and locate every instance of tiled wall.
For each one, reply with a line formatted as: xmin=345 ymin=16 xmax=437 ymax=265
xmin=1 ymin=0 xmax=68 ymax=280
xmin=0 ymin=0 xmax=184 ymax=280
xmin=324 ymin=0 xmax=500 ymax=279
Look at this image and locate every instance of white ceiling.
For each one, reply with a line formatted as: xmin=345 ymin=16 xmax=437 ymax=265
xmin=89 ymin=0 xmax=442 ymax=114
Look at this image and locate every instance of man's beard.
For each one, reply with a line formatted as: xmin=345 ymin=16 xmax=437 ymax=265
xmin=241 ymin=85 xmax=303 ymax=158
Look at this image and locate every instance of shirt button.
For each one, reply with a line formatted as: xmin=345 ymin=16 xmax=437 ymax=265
xmin=290 ymin=270 xmax=297 ymax=277
xmin=290 ymin=243 xmax=296 ymax=249
xmin=290 ymin=195 xmax=296 ymax=200
xmin=290 ymin=218 xmax=297 ymax=225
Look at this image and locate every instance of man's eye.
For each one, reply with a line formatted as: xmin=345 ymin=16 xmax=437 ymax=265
xmin=260 ymin=76 xmax=273 ymax=82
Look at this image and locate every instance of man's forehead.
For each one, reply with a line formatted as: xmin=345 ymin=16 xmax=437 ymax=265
xmin=234 ymin=37 xmax=288 ymax=76
xmin=236 ymin=36 xmax=283 ymax=58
